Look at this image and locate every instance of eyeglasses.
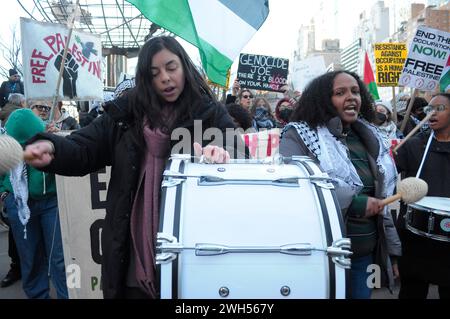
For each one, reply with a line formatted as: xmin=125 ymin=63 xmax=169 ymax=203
xmin=241 ymin=94 xmax=253 ymax=99
xmin=423 ymin=104 xmax=448 ymax=114
xmin=32 ymin=105 xmax=51 ymax=112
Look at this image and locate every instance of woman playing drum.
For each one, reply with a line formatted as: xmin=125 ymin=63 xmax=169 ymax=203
xmin=394 ymin=92 xmax=450 ymax=299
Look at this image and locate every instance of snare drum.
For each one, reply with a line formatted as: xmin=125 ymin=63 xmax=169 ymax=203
xmin=157 ymin=155 xmax=351 ymax=299
xmin=406 ymin=197 xmax=450 ymax=242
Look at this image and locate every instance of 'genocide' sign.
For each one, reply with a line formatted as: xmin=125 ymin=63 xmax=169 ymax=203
xmin=374 ymin=43 xmax=407 ymax=87
xmin=237 ymin=53 xmax=289 ymax=92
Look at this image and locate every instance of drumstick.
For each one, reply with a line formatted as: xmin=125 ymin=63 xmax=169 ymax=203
xmin=0 ymin=135 xmax=35 ymax=175
xmin=381 ymin=177 xmax=428 ymax=206
xmin=393 ymin=111 xmax=434 ymax=154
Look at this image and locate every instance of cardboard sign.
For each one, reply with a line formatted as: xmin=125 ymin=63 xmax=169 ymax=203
xmin=242 ymin=129 xmax=280 ymax=159
xmin=374 ymin=43 xmax=407 ymax=87
xmin=399 ymin=25 xmax=450 ymax=91
xmin=21 ymin=17 xmax=103 ymax=101
xmin=237 ymin=54 xmax=289 ymax=92
xmin=56 ymin=167 xmax=110 ymax=299
xmin=291 ymin=56 xmax=327 ymax=92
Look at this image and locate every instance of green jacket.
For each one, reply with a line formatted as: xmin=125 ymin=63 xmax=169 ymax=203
xmin=0 ymin=108 xmax=57 ymax=199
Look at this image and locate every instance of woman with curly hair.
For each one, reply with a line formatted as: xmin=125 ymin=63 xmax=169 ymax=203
xmin=280 ymin=70 xmax=401 ymax=299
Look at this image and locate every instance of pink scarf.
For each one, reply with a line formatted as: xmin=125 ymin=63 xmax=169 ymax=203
xmin=130 ymin=125 xmax=170 ymax=298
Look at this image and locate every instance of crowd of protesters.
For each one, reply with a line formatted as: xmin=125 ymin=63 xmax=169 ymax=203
xmin=1 ymin=35 xmax=449 ymax=300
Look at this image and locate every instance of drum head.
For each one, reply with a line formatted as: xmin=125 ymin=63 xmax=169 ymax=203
xmin=411 ymin=197 xmax=450 ymax=213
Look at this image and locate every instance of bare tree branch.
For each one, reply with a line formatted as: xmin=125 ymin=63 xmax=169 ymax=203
xmin=0 ymin=24 xmax=22 ymax=79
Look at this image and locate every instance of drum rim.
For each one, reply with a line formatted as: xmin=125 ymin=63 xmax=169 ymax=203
xmin=409 ymin=197 xmax=450 ymax=215
xmin=406 ymin=224 xmax=450 ymax=242
xmin=408 ymin=205 xmax=450 ymax=217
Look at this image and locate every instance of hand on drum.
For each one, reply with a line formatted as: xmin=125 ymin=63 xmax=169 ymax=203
xmin=24 ymin=140 xmax=55 ymax=167
xmin=193 ymin=142 xmax=230 ymax=164
xmin=364 ymin=197 xmax=385 ymax=218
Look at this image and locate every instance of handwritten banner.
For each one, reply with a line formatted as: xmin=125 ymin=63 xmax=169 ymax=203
xmin=237 ymin=53 xmax=289 ymax=92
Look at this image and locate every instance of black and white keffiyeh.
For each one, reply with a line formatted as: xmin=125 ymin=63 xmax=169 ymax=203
xmin=283 ymin=119 xmax=397 ymax=214
xmin=9 ymin=162 xmax=30 ymax=239
xmin=114 ymin=78 xmax=136 ymax=99
xmin=282 ymin=121 xmax=321 ymax=156
xmin=283 ymin=121 xmax=364 ymax=195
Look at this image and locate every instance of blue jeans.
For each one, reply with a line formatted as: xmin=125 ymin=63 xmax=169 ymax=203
xmin=5 ymin=195 xmax=68 ymax=299
xmin=350 ymin=254 xmax=374 ymax=299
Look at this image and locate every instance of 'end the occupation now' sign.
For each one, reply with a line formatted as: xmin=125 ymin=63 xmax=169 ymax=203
xmin=237 ymin=53 xmax=289 ymax=92
xmin=399 ymin=25 xmax=450 ymax=91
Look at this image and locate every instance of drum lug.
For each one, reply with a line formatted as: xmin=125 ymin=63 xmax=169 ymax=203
xmin=311 ymin=180 xmax=335 ymax=190
xmin=326 ymin=238 xmax=352 ymax=269
xmin=428 ymin=215 xmax=435 ymax=233
xmin=156 ymin=233 xmax=183 ymax=264
xmin=162 ymin=175 xmax=185 ymax=188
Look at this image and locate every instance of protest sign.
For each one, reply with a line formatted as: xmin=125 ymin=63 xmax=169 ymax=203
xmin=291 ymin=56 xmax=327 ymax=91
xmin=21 ymin=17 xmax=103 ymax=101
xmin=374 ymin=43 xmax=407 ymax=87
xmin=56 ymin=167 xmax=109 ymax=299
xmin=237 ymin=53 xmax=289 ymax=92
xmin=399 ymin=25 xmax=450 ymax=91
xmin=242 ymin=128 xmax=280 ymax=159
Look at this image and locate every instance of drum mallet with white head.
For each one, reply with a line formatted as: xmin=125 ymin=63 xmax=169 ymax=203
xmin=0 ymin=135 xmax=35 ymax=175
xmin=381 ymin=177 xmax=428 ymax=206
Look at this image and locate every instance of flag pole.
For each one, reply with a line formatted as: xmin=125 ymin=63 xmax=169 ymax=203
xmin=391 ymin=86 xmax=398 ymax=124
xmin=399 ymin=88 xmax=417 ymax=133
xmin=49 ymin=0 xmax=80 ymax=123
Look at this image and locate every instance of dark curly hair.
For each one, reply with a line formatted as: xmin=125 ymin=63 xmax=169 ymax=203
xmin=406 ymin=96 xmax=428 ymax=114
xmin=226 ymin=103 xmax=253 ymax=130
xmin=290 ymin=70 xmax=375 ymax=129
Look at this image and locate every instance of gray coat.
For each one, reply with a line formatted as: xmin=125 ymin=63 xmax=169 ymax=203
xmin=280 ymin=118 xmax=401 ymax=291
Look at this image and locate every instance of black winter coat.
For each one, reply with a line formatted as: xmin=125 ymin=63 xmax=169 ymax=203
xmin=0 ymin=80 xmax=24 ymax=107
xmin=31 ymin=96 xmax=243 ymax=298
xmin=394 ymin=132 xmax=450 ymax=284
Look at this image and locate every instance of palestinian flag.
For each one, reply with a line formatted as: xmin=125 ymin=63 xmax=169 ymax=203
xmin=127 ymin=0 xmax=269 ymax=86
xmin=440 ymin=55 xmax=450 ymax=93
xmin=363 ymin=52 xmax=380 ymax=100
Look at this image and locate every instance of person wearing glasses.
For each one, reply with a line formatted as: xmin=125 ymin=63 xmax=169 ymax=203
xmin=29 ymin=102 xmax=51 ymax=121
xmin=225 ymin=79 xmax=254 ymax=111
xmin=237 ymin=89 xmax=254 ymax=111
xmin=394 ymin=93 xmax=450 ymax=299
xmin=0 ymin=69 xmax=24 ymax=107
